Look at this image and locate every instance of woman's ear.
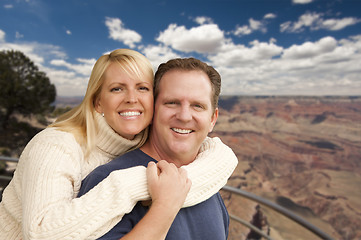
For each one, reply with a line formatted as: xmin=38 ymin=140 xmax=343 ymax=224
xmin=94 ymin=97 xmax=102 ymax=113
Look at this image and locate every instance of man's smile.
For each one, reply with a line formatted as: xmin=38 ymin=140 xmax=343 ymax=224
xmin=171 ymin=128 xmax=193 ymax=134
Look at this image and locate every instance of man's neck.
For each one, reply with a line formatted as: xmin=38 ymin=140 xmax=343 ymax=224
xmin=140 ymin=140 xmax=197 ymax=168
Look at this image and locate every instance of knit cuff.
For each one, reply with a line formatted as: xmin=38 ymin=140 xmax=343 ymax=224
xmin=111 ymin=166 xmax=150 ymax=202
xmin=181 ymin=137 xmax=238 ymax=207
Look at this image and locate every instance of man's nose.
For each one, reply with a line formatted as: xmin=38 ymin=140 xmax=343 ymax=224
xmin=176 ymin=105 xmax=192 ymax=121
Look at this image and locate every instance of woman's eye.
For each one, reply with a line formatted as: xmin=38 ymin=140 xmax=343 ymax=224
xmin=139 ymin=86 xmax=149 ymax=91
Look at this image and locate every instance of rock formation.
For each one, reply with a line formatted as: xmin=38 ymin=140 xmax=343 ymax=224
xmin=214 ymin=96 xmax=360 ymax=240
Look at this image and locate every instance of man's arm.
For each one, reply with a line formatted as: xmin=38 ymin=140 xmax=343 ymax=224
xmin=100 ymin=161 xmax=190 ymax=240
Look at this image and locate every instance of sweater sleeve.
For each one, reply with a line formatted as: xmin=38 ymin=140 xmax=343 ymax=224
xmin=20 ymin=132 xmax=149 ymax=240
xmin=182 ymin=137 xmax=238 ymax=207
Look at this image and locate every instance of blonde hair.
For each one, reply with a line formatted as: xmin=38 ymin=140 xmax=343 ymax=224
xmin=50 ymin=49 xmax=154 ymax=155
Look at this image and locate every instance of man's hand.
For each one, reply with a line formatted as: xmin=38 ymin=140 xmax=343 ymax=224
xmin=147 ymin=161 xmax=191 ymax=211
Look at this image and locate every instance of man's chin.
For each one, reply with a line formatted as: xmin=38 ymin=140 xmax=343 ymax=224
xmin=169 ymin=148 xmax=197 ymax=164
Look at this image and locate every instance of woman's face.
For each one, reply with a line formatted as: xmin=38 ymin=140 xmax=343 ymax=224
xmin=95 ymin=63 xmax=154 ymax=139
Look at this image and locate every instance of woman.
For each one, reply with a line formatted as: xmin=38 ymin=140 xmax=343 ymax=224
xmin=0 ymin=49 xmax=238 ymax=239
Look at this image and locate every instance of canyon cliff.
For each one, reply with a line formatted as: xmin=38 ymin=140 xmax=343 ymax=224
xmin=214 ymin=96 xmax=361 ymax=240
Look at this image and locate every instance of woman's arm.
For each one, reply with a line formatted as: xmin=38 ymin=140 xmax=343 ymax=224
xmin=182 ymin=137 xmax=238 ymax=207
xmin=19 ymin=131 xmax=149 ymax=240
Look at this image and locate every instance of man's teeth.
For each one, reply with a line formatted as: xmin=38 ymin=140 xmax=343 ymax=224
xmin=120 ymin=111 xmax=141 ymax=117
xmin=172 ymin=128 xmax=192 ymax=134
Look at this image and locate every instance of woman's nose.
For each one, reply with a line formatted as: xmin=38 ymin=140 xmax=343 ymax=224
xmin=126 ymin=90 xmax=138 ymax=103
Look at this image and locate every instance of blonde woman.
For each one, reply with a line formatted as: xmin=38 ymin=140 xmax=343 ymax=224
xmin=0 ymin=49 xmax=238 ymax=240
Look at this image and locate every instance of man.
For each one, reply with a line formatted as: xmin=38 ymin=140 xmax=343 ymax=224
xmin=79 ymin=58 xmax=230 ymax=239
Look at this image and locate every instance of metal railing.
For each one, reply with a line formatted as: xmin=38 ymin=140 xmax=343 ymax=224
xmin=221 ymin=185 xmax=334 ymax=240
xmin=0 ymin=156 xmax=17 ymax=181
xmin=0 ymin=156 xmax=334 ymax=239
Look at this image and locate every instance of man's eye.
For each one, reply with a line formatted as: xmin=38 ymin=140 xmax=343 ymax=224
xmin=166 ymin=101 xmax=177 ymax=105
xmin=111 ymin=87 xmax=122 ymax=92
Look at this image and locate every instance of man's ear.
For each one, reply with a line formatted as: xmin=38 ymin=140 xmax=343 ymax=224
xmin=208 ymin=108 xmax=219 ymax=133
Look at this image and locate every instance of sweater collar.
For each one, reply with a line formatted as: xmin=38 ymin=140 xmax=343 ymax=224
xmin=94 ymin=111 xmax=144 ymax=157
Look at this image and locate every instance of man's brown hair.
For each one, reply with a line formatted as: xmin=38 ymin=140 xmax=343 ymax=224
xmin=154 ymin=58 xmax=221 ymax=112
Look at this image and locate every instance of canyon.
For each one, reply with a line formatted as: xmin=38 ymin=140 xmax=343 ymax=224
xmin=213 ymin=96 xmax=361 ymax=239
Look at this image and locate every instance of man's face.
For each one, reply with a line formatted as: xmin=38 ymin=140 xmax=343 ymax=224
xmin=150 ymin=70 xmax=218 ymax=167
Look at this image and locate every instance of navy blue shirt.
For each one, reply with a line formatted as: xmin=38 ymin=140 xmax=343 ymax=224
xmin=78 ymin=149 xmax=229 ymax=240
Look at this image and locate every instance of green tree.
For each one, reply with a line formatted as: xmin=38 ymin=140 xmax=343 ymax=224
xmin=0 ymin=50 xmax=56 ymax=129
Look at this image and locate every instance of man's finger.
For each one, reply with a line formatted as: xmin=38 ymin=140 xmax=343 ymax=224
xmin=146 ymin=161 xmax=158 ymax=182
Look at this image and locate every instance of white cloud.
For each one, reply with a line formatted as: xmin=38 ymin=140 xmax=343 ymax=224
xmin=293 ymin=0 xmax=313 ymax=4
xmin=0 ymin=29 xmax=5 ymax=42
xmin=233 ymin=25 xmax=252 ymax=36
xmin=145 ymin=18 xmax=361 ymax=96
xmin=105 ymin=17 xmax=142 ymax=48
xmin=209 ymin=39 xmax=283 ymax=67
xmin=250 ymin=18 xmax=267 ymax=33
xmin=50 ymin=58 xmax=95 ymax=76
xmin=1 ymin=42 xmax=45 ymax=65
xmin=205 ymin=35 xmax=361 ymax=96
xmin=66 ymin=30 xmax=72 ymax=35
xmin=4 ymin=4 xmax=13 ymax=9
xmin=15 ymin=31 xmax=24 ymax=39
xmin=282 ymin=36 xmax=337 ymax=59
xmin=76 ymin=58 xmax=97 ymax=65
xmin=321 ymin=17 xmax=361 ymax=31
xmin=44 ymin=66 xmax=89 ymax=96
xmin=43 ymin=56 xmax=94 ymax=96
xmin=264 ymin=13 xmax=276 ymax=19
xmin=194 ymin=16 xmax=213 ymax=25
xmin=280 ymin=12 xmax=361 ymax=33
xmin=156 ymin=23 xmax=225 ymax=53
xmin=141 ymin=45 xmax=181 ymax=70
xmin=233 ymin=18 xmax=268 ymax=37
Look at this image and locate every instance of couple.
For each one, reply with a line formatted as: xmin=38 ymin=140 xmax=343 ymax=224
xmin=0 ymin=49 xmax=238 ymax=239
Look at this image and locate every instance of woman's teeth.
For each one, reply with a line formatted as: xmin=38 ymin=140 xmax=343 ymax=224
xmin=120 ymin=111 xmax=141 ymax=117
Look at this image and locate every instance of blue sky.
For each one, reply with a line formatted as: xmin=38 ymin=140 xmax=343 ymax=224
xmin=1 ymin=0 xmax=361 ymax=96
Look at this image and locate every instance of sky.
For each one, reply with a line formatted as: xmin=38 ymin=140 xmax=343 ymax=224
xmin=0 ymin=0 xmax=361 ymax=97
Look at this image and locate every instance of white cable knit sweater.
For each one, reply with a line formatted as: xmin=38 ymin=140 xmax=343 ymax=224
xmin=0 ymin=113 xmax=238 ymax=240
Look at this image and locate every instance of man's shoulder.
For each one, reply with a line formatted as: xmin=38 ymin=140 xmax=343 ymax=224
xmin=85 ymin=149 xmax=153 ymax=182
xmin=91 ymin=149 xmax=147 ymax=176
xmin=110 ymin=148 xmax=155 ymax=169
xmin=78 ymin=149 xmax=151 ymax=196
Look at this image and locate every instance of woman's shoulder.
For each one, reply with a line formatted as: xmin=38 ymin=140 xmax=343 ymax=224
xmin=34 ymin=127 xmax=76 ymax=141
xmin=26 ymin=127 xmax=82 ymax=153
xmin=17 ymin=127 xmax=85 ymax=167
